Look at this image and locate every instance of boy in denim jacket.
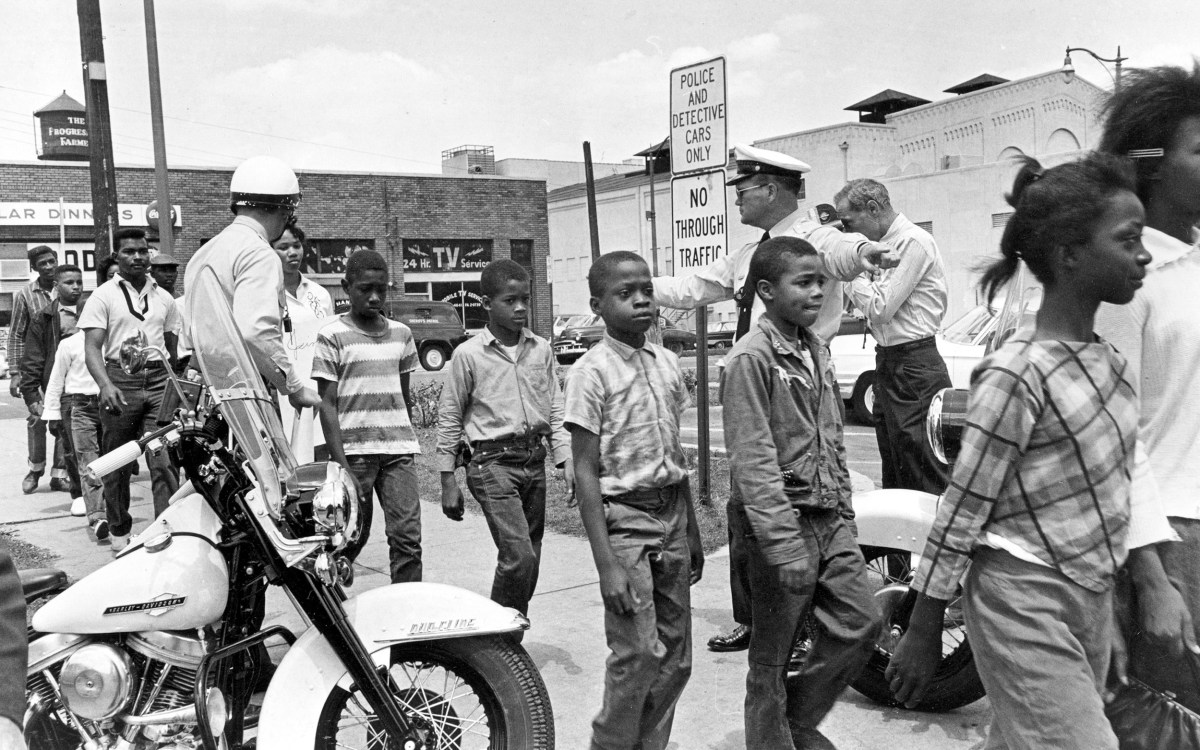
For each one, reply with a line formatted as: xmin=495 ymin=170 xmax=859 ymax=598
xmin=721 ymin=237 xmax=880 ymax=750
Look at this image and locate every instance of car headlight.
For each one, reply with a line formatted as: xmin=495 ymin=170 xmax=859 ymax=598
xmin=311 ymin=462 xmax=361 ymax=550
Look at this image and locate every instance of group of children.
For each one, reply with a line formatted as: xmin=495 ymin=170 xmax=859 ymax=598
xmin=311 ymin=118 xmax=1174 ymax=750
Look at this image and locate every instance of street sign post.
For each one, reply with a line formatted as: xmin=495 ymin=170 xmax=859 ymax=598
xmin=669 ymin=55 xmax=727 ymax=504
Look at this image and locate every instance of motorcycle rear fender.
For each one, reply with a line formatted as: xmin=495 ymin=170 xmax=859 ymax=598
xmin=851 ymin=488 xmax=940 ymax=555
xmin=257 ymin=581 xmax=526 ymax=749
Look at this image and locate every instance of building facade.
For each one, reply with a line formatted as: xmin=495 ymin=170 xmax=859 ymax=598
xmin=0 ymin=162 xmax=552 ymax=334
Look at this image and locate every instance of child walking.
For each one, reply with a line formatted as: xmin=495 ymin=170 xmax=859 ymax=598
xmin=437 ymin=259 xmax=573 ymax=628
xmin=312 ymin=249 xmax=422 ymax=583
xmin=721 ymin=236 xmax=880 ymax=750
xmin=888 ymin=154 xmax=1154 ymax=749
xmin=566 ymin=250 xmax=703 ymax=750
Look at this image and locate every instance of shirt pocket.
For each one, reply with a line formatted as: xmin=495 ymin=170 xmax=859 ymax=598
xmin=779 ymin=453 xmax=816 ymax=497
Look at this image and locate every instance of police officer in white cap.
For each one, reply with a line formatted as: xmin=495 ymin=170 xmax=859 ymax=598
xmin=184 ymin=156 xmax=319 ymax=410
xmin=654 ymin=143 xmax=897 ymax=653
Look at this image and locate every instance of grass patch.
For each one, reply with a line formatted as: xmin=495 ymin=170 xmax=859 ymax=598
xmin=413 ymin=427 xmax=731 ymax=555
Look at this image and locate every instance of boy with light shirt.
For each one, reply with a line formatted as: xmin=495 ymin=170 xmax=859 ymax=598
xmin=566 ymin=250 xmax=702 ymax=750
xmin=721 ymin=236 xmax=879 ymax=750
xmin=312 ymin=249 xmax=422 ymax=583
xmin=437 ymin=259 xmax=573 ymax=629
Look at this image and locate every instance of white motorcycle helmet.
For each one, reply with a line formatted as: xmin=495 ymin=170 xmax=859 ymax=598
xmin=229 ymin=155 xmax=302 ymax=213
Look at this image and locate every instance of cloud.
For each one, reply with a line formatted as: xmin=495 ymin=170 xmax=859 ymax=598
xmin=728 ymin=33 xmax=781 ymax=62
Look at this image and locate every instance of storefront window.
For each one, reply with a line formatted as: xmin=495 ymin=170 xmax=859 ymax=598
xmin=431 ymin=281 xmax=486 ymax=330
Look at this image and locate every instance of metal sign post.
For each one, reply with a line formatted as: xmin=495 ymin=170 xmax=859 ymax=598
xmin=669 ymin=56 xmax=727 ymax=505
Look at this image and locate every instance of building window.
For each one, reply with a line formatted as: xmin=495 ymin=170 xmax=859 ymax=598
xmin=511 ymin=239 xmax=533 ymax=269
xmin=991 ymin=212 xmax=1013 ymax=228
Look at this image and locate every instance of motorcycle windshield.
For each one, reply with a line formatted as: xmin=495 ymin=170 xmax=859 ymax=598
xmin=187 ymin=268 xmax=298 ymax=518
xmin=988 ymin=261 xmax=1043 ymax=354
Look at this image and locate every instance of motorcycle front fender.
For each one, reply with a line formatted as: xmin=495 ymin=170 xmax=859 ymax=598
xmin=851 ymin=488 xmax=940 ymax=555
xmin=257 ymin=581 xmax=526 ymax=749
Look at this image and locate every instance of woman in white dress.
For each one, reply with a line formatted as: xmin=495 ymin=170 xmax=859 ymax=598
xmin=273 ymin=222 xmax=335 ymax=463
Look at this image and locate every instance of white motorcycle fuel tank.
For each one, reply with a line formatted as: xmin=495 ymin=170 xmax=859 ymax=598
xmin=33 ymin=492 xmax=229 ymax=634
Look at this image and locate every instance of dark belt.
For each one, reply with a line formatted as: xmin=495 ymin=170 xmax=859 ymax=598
xmin=471 ymin=435 xmax=545 ymax=453
xmin=604 ymin=481 xmax=685 ymax=512
xmin=876 ymin=335 xmax=937 ymax=355
xmin=106 ymin=359 xmax=166 ymax=370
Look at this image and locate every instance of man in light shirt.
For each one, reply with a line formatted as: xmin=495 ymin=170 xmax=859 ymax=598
xmin=43 ymin=330 xmax=105 ymax=542
xmin=80 ymin=227 xmax=181 ymax=553
xmin=835 ymin=178 xmax=951 ymax=496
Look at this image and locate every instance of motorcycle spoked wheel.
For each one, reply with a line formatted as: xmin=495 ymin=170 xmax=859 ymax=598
xmin=314 ymin=634 xmax=553 ymax=750
xmin=848 ymin=546 xmax=985 ymax=712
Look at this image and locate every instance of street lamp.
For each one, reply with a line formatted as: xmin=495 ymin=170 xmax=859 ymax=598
xmin=1062 ymin=45 xmax=1127 ymax=91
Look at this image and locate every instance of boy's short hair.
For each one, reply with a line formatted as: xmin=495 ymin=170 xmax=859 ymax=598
xmin=344 ymin=248 xmax=388 ymax=283
xmin=480 ymin=259 xmax=529 ymax=297
xmin=113 ymin=227 xmax=146 ymax=246
xmin=587 ymin=250 xmax=648 ymax=297
xmin=749 ymin=236 xmax=819 ymax=287
xmin=27 ymin=245 xmax=56 ymax=265
xmin=54 ymin=264 xmax=82 ymax=279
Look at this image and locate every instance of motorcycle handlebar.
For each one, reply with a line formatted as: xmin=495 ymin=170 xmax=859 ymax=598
xmin=87 ymin=441 xmax=143 ymax=479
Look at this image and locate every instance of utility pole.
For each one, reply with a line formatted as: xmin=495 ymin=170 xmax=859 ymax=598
xmin=142 ymin=0 xmax=174 ymax=254
xmin=77 ymin=0 xmax=120 ymax=264
xmin=583 ymin=141 xmax=601 ymax=261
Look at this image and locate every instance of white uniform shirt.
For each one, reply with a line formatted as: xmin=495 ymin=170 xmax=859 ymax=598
xmin=183 ymin=216 xmax=302 ymax=394
xmin=77 ymin=275 xmax=180 ymax=360
xmin=846 ymin=213 xmax=948 ymax=347
xmin=1097 ymin=226 xmax=1200 ymax=526
xmin=654 ymin=207 xmax=869 ymax=342
xmin=41 ymin=332 xmax=99 ymax=421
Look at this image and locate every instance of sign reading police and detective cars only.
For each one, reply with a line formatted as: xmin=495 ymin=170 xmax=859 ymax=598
xmin=669 ymin=56 xmax=727 ymax=173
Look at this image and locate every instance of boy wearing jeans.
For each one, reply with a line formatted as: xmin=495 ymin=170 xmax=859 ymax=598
xmin=312 ymin=250 xmax=422 ymax=583
xmin=566 ymin=251 xmax=703 ymax=750
xmin=721 ymin=237 xmax=879 ymax=750
xmin=437 ymin=260 xmax=572 ymax=625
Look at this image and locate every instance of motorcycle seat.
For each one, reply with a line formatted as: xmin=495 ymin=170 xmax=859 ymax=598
xmin=19 ymin=568 xmax=69 ymax=602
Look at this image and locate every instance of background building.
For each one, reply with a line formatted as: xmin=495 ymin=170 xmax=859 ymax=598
xmin=0 ymin=162 xmax=553 ymax=334
xmin=547 ymin=69 xmax=1107 ymax=327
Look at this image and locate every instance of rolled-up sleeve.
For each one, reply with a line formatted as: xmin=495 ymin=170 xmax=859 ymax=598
xmin=722 ymin=351 xmax=806 ymax=565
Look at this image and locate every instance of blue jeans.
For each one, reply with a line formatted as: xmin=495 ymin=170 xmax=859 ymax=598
xmin=100 ymin=364 xmax=178 ymax=537
xmin=27 ymin=415 xmax=67 ymax=478
xmin=741 ymin=508 xmax=879 ymax=749
xmin=348 ymin=453 xmax=421 ymax=584
xmin=590 ymin=485 xmax=693 ymax=750
xmin=465 ymin=444 xmax=547 ymax=616
xmin=68 ymin=394 xmax=106 ymax=523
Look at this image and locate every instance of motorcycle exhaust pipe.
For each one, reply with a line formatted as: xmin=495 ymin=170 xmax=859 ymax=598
xmin=87 ymin=442 xmax=144 ymax=481
xmin=119 ymin=688 xmax=227 ymax=731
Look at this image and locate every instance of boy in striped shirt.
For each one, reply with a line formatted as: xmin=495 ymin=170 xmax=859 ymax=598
xmin=312 ymin=250 xmax=422 ymax=583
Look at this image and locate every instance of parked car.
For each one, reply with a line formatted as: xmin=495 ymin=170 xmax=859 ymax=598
xmin=831 ymin=303 xmax=1001 ymax=424
xmin=0 ymin=346 xmax=8 ymax=379
xmin=553 ymin=314 xmax=587 ymax=340
xmin=553 ymin=315 xmax=696 ymax=363
xmin=706 ymin=320 xmax=737 ymax=351
xmin=389 ymin=299 xmax=472 ymax=371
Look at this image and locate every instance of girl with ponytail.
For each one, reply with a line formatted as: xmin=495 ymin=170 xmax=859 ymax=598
xmin=887 ymin=151 xmax=1152 ymax=750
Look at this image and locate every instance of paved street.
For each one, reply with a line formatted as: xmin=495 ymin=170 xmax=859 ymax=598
xmin=0 ymin=378 xmax=988 ymax=748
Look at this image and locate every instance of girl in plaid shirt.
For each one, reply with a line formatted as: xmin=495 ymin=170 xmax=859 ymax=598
xmin=888 ymin=154 xmax=1152 ymax=750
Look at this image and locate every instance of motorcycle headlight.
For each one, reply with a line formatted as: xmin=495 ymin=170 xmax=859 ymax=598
xmin=311 ymin=462 xmax=361 ymax=550
xmin=926 ymin=387 xmax=969 ymax=466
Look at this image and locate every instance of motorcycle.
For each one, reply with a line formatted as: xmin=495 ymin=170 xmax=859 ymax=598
xmin=838 ymin=271 xmax=1043 ymax=712
xmin=23 ymin=268 xmax=554 ymax=749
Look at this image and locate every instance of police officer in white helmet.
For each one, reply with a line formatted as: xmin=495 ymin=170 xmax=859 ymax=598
xmin=184 ymin=156 xmax=320 ymax=410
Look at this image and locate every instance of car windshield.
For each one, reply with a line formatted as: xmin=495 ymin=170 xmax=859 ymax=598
xmin=566 ymin=314 xmax=599 ymax=328
xmin=188 ymin=268 xmax=298 ymax=518
xmin=941 ymin=304 xmax=998 ymax=346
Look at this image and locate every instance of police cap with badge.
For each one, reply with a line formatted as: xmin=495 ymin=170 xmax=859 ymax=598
xmin=725 ymin=143 xmax=811 ymax=187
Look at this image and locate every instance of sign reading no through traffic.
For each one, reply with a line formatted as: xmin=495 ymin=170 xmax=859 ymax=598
xmin=671 ymin=170 xmax=727 ymax=273
xmin=669 ymin=57 xmax=727 ymax=174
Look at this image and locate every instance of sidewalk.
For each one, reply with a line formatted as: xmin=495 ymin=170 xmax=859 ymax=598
xmin=0 ymin=416 xmax=988 ymax=749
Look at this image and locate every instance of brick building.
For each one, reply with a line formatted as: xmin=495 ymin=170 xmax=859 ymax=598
xmin=0 ymin=161 xmax=552 ymax=335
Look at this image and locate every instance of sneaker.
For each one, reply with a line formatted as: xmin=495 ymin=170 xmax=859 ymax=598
xmin=49 ymin=477 xmax=70 ymax=493
xmin=70 ymin=497 xmax=86 ymax=517
xmin=21 ymin=472 xmax=41 ymax=495
xmin=92 ymin=519 xmax=110 ymax=541
xmin=110 ymin=534 xmax=129 ymax=554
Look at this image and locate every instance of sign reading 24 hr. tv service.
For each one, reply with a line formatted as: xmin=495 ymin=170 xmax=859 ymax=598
xmin=671 ymin=170 xmax=727 ymax=272
xmin=669 ymin=56 xmax=727 ymax=173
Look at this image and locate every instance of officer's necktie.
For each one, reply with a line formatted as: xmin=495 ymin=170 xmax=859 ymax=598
xmin=734 ymin=231 xmax=771 ymax=341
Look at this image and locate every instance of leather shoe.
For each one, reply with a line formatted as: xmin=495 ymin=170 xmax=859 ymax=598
xmin=21 ymin=472 xmax=41 ymax=495
xmin=49 ymin=477 xmax=70 ymax=493
xmin=707 ymin=624 xmax=752 ymax=652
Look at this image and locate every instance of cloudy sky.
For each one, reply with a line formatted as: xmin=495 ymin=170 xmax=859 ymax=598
xmin=2 ymin=0 xmax=1197 ymax=190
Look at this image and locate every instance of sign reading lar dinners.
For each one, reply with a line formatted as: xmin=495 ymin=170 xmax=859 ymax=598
xmin=671 ymin=170 xmax=727 ymax=271
xmin=670 ymin=57 xmax=727 ymax=173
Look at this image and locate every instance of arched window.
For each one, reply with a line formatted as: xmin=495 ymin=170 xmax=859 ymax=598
xmin=1045 ymin=128 xmax=1081 ymax=154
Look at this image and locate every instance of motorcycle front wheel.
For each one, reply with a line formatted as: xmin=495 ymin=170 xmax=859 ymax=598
xmin=849 ymin=545 xmax=985 ymax=712
xmin=314 ymin=634 xmax=554 ymax=749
